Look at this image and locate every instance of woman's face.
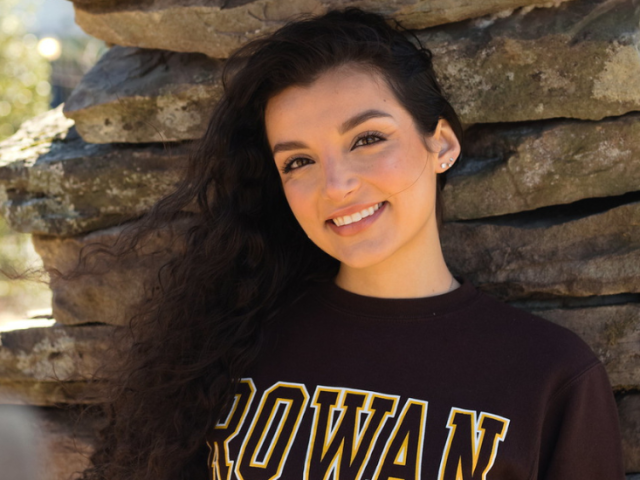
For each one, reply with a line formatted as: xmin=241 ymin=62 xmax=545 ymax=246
xmin=265 ymin=64 xmax=458 ymax=271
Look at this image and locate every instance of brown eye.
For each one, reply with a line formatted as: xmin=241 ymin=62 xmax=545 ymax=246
xmin=282 ymin=157 xmax=313 ymax=173
xmin=353 ymin=132 xmax=386 ymax=149
xmin=291 ymin=158 xmax=308 ymax=169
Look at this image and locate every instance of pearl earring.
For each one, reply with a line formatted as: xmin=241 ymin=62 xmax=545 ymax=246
xmin=441 ymin=157 xmax=455 ymax=169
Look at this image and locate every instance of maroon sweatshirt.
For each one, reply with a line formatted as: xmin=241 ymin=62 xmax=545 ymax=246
xmin=206 ymin=277 xmax=625 ymax=479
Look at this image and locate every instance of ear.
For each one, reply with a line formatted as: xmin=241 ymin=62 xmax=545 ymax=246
xmin=430 ymin=118 xmax=461 ymax=174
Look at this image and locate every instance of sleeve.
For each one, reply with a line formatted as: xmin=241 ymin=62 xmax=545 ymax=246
xmin=537 ymin=361 xmax=626 ymax=480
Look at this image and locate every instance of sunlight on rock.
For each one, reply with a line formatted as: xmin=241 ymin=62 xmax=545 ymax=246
xmin=0 ymin=309 xmax=54 ymax=332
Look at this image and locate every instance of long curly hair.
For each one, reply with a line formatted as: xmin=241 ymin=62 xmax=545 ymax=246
xmin=73 ymin=7 xmax=464 ymax=480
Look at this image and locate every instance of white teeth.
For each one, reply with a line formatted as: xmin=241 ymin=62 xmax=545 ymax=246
xmin=332 ymin=202 xmax=384 ymax=226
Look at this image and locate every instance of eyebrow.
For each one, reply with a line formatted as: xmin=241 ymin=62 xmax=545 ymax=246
xmin=271 ymin=109 xmax=393 ymax=155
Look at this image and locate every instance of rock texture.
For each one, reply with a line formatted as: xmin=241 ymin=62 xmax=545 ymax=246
xmin=443 ymin=113 xmax=640 ymax=220
xmin=441 ymin=201 xmax=640 ymax=299
xmin=0 ymin=325 xmax=112 ymax=405
xmin=619 ymin=395 xmax=640 ymax=473
xmin=0 ymin=105 xmax=190 ymax=236
xmin=63 ymin=46 xmax=223 ymax=143
xmin=70 ymin=0 xmax=571 ymax=59
xmin=419 ymin=0 xmax=640 ymax=123
xmin=32 ymin=219 xmax=186 ymax=326
xmin=64 ymin=0 xmax=640 ymax=144
xmin=4 ymin=0 xmax=640 ymax=475
xmin=532 ymin=303 xmax=640 ymax=388
xmin=38 ymin=407 xmax=97 ymax=480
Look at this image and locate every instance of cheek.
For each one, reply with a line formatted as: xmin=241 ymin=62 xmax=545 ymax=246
xmin=282 ymin=179 xmax=319 ymax=228
xmin=359 ymin=143 xmax=428 ymax=194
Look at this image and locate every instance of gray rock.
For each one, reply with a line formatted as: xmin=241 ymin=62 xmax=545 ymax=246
xmin=618 ymin=395 xmax=640 ymax=473
xmin=0 ymin=105 xmax=189 ymax=236
xmin=531 ymin=304 xmax=640 ymax=389
xmin=0 ymin=325 xmax=112 ymax=405
xmin=444 ymin=113 xmax=640 ymax=221
xmin=419 ymin=0 xmax=640 ymax=123
xmin=0 ymin=405 xmax=97 ymax=480
xmin=63 ymin=46 xmax=223 ymax=143
xmin=66 ymin=0 xmax=640 ymax=144
xmin=32 ymin=219 xmax=187 ymax=327
xmin=70 ymin=0 xmax=570 ymax=59
xmin=441 ymin=201 xmax=640 ymax=299
xmin=0 ymin=405 xmax=41 ymax=480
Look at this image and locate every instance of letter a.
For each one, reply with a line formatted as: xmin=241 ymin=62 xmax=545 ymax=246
xmin=372 ymin=399 xmax=428 ymax=480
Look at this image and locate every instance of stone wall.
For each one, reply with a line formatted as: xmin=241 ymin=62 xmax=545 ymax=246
xmin=1 ymin=0 xmax=639 ymax=477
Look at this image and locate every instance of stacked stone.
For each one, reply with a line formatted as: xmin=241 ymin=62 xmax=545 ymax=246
xmin=1 ymin=0 xmax=639 ymax=477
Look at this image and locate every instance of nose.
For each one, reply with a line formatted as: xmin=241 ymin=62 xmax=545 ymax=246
xmin=320 ymin=155 xmax=361 ymax=202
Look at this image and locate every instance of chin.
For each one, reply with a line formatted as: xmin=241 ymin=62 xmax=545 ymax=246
xmin=331 ymin=249 xmax=393 ymax=271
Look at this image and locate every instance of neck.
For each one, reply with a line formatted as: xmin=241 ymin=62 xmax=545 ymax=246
xmin=333 ymin=227 xmax=459 ymax=299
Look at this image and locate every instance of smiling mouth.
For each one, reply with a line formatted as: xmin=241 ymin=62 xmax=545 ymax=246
xmin=331 ymin=202 xmax=385 ymax=226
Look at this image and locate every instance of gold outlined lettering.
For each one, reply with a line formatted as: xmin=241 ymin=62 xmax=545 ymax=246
xmin=236 ymin=382 xmax=309 ymax=480
xmin=305 ymin=386 xmax=399 ymax=480
xmin=211 ymin=379 xmax=256 ymax=480
xmin=437 ymin=408 xmax=509 ymax=480
xmin=372 ymin=399 xmax=428 ymax=480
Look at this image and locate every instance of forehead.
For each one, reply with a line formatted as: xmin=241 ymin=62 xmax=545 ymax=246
xmin=264 ymin=65 xmax=402 ymax=141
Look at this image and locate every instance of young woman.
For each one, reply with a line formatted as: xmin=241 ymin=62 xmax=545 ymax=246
xmin=79 ymin=8 xmax=625 ymax=480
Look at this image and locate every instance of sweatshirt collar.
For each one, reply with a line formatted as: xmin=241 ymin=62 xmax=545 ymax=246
xmin=308 ymin=276 xmax=480 ymax=319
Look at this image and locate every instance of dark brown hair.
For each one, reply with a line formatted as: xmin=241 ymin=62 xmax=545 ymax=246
xmin=75 ymin=7 xmax=463 ymax=480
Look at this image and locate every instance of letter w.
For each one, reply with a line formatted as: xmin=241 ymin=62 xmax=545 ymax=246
xmin=305 ymin=387 xmax=398 ymax=480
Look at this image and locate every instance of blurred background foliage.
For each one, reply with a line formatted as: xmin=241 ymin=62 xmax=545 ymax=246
xmin=0 ymin=0 xmax=51 ymax=141
xmin=0 ymin=0 xmax=106 ymax=328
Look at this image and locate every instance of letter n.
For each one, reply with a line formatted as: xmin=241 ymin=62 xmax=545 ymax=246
xmin=235 ymin=382 xmax=309 ymax=480
xmin=437 ymin=408 xmax=510 ymax=480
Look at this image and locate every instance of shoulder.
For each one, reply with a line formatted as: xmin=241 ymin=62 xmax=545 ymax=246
xmin=467 ymin=289 xmax=602 ymax=388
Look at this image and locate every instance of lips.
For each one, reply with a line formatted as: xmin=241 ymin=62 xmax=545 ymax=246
xmin=326 ymin=201 xmax=387 ymax=236
xmin=331 ymin=202 xmax=384 ymax=226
